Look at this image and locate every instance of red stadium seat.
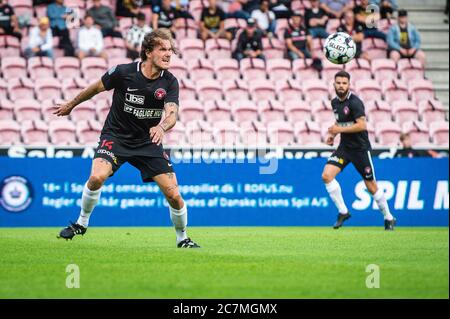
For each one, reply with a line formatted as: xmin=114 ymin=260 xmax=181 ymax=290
xmin=276 ymin=79 xmax=303 ymax=103
xmin=0 ymin=119 xmax=21 ymax=144
xmin=70 ymin=100 xmax=97 ymax=122
xmin=179 ymin=38 xmax=205 ymax=60
xmin=249 ymin=79 xmax=276 ymax=101
xmin=187 ymin=59 xmax=215 ymax=82
xmin=258 ymin=100 xmax=285 ymax=124
xmin=222 ymin=79 xmax=249 ymax=102
xmin=178 ymin=99 xmax=205 ymax=123
xmin=213 ymin=58 xmax=240 ymax=82
xmin=355 ymin=79 xmax=382 ymax=101
xmin=262 ymin=37 xmax=285 ymax=60
xmin=285 ymin=100 xmax=312 ymax=124
xmin=402 ymin=121 xmax=431 ymax=146
xmin=240 ymin=58 xmax=266 ymax=82
xmin=397 ymin=59 xmax=425 ymax=84
xmin=409 ymin=79 xmax=435 ymax=104
xmin=311 ymin=100 xmax=335 ymax=123
xmin=382 ymin=79 xmax=409 ymax=103
xmin=375 ymin=121 xmax=402 ymax=146
xmin=196 ymin=79 xmax=223 ymax=102
xmin=15 ymin=99 xmax=42 ymax=121
xmin=54 ymin=57 xmax=81 ymax=80
xmin=0 ymin=99 xmax=14 ymax=120
xmin=7 ymin=77 xmax=35 ymax=100
xmin=392 ymin=100 xmax=419 ymax=124
xmin=292 ymin=59 xmax=320 ymax=81
xmin=204 ymin=100 xmax=232 ymax=123
xmin=213 ymin=121 xmax=240 ymax=146
xmin=49 ymin=119 xmax=77 ymax=145
xmin=267 ymin=121 xmax=295 ymax=145
xmin=21 ymin=120 xmax=49 ymax=145
xmin=371 ymin=59 xmax=398 ymax=83
xmin=366 ymin=100 xmax=392 ymax=123
xmin=1 ymin=57 xmax=27 ymax=80
xmin=76 ymin=120 xmax=102 ymax=145
xmin=28 ymin=56 xmax=54 ymax=80
xmin=418 ymin=100 xmax=447 ymax=126
xmin=205 ymin=38 xmax=232 ymax=60
xmin=303 ymin=79 xmax=329 ymax=102
xmin=239 ymin=121 xmax=268 ymax=146
xmin=231 ymin=100 xmax=258 ymax=123
xmin=266 ymin=59 xmax=292 ymax=82
xmin=429 ymin=121 xmax=449 ymax=146
xmin=294 ymin=121 xmax=322 ymax=146
xmin=35 ymin=77 xmax=62 ymax=101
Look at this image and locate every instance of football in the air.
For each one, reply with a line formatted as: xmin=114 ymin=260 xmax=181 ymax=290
xmin=323 ymin=32 xmax=357 ymax=64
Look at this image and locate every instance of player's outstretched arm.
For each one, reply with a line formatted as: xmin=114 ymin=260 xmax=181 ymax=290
xmin=150 ymin=102 xmax=179 ymax=145
xmin=53 ymin=80 xmax=106 ymax=117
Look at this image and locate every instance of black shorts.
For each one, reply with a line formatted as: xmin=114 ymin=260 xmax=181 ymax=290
xmin=94 ymin=135 xmax=174 ymax=183
xmin=326 ymin=147 xmax=376 ymax=181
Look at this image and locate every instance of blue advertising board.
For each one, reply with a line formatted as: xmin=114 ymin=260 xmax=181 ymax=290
xmin=0 ymin=157 xmax=448 ymax=227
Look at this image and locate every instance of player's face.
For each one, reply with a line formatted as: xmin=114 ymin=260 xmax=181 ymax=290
xmin=334 ymin=77 xmax=350 ymax=98
xmin=150 ymin=40 xmax=173 ymax=70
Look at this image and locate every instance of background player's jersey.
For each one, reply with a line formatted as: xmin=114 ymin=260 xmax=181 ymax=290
xmin=331 ymin=92 xmax=371 ymax=150
xmin=101 ymin=62 xmax=179 ymax=148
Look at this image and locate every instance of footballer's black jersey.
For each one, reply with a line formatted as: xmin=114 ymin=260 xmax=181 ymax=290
xmin=101 ymin=62 xmax=179 ymax=148
xmin=331 ymin=92 xmax=371 ymax=151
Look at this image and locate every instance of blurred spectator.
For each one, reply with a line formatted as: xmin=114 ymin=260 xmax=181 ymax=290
xmin=126 ymin=12 xmax=152 ymax=60
xmin=269 ymin=0 xmax=292 ymax=19
xmin=34 ymin=0 xmax=52 ymax=4
xmin=337 ymin=10 xmax=370 ymax=60
xmin=445 ymin=0 xmax=448 ymax=24
xmin=370 ymin=0 xmax=398 ymax=20
xmin=226 ymin=0 xmax=251 ymax=19
xmin=320 ymin=0 xmax=353 ymax=19
xmin=305 ymin=0 xmax=330 ymax=39
xmin=0 ymin=0 xmax=22 ymax=39
xmin=87 ymin=0 xmax=122 ymax=38
xmin=152 ymin=0 xmax=179 ymax=35
xmin=387 ymin=9 xmax=426 ymax=66
xmin=354 ymin=0 xmax=386 ymax=41
xmin=395 ymin=133 xmax=434 ymax=158
xmin=285 ymin=12 xmax=313 ymax=60
xmin=25 ymin=17 xmax=53 ymax=58
xmin=232 ymin=18 xmax=264 ymax=61
xmin=172 ymin=0 xmax=194 ymax=19
xmin=47 ymin=0 xmax=75 ymax=56
xmin=251 ymin=0 xmax=276 ymax=37
xmin=200 ymin=0 xmax=227 ymax=41
xmin=77 ymin=15 xmax=107 ymax=60
xmin=116 ymin=0 xmax=141 ymax=18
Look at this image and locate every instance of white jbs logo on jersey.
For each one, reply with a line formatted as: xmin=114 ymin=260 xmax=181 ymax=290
xmin=125 ymin=93 xmax=145 ymax=105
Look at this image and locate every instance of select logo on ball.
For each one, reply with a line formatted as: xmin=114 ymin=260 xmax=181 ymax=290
xmin=0 ymin=176 xmax=33 ymax=213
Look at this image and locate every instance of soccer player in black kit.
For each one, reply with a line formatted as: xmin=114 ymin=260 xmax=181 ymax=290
xmin=54 ymin=29 xmax=200 ymax=248
xmin=322 ymin=71 xmax=396 ymax=230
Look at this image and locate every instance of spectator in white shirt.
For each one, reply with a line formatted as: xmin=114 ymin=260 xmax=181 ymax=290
xmin=251 ymin=0 xmax=276 ymax=37
xmin=25 ymin=17 xmax=54 ymax=58
xmin=126 ymin=12 xmax=152 ymax=60
xmin=77 ymin=15 xmax=107 ymax=59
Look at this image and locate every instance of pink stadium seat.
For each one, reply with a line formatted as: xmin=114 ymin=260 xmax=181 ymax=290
xmin=276 ymin=79 xmax=303 ymax=103
xmin=285 ymin=100 xmax=312 ymax=124
xmin=108 ymin=57 xmax=133 ymax=69
xmin=1 ymin=57 xmax=27 ymax=80
xmin=262 ymin=37 xmax=285 ymax=59
xmin=76 ymin=120 xmax=102 ymax=145
xmin=14 ymin=99 xmax=42 ymax=121
xmin=213 ymin=121 xmax=240 ymax=146
xmin=49 ymin=119 xmax=77 ymax=145
xmin=371 ymin=59 xmax=398 ymax=83
xmin=178 ymin=99 xmax=204 ymax=123
xmin=402 ymin=121 xmax=430 ymax=146
xmin=266 ymin=59 xmax=292 ymax=82
xmin=222 ymin=79 xmax=249 ymax=102
xmin=41 ymin=99 xmax=59 ymax=122
xmin=95 ymin=99 xmax=111 ymax=124
xmin=274 ymin=18 xmax=289 ymax=39
xmin=187 ymin=59 xmax=215 ymax=82
xmin=179 ymin=38 xmax=205 ymax=60
xmin=292 ymin=59 xmax=320 ymax=81
xmin=362 ymin=38 xmax=387 ymax=60
xmin=326 ymin=19 xmax=341 ymax=34
xmin=311 ymin=100 xmax=335 ymax=123
xmin=397 ymin=59 xmax=425 ymax=84
xmin=0 ymin=78 xmax=7 ymax=100
xmin=366 ymin=121 xmax=377 ymax=146
xmin=258 ymin=100 xmax=285 ymax=124
xmin=28 ymin=56 xmax=54 ymax=79
xmin=355 ymin=79 xmax=382 ymax=101
xmin=294 ymin=121 xmax=322 ymax=146
xmin=392 ymin=100 xmax=419 ymax=124
xmin=205 ymin=100 xmax=232 ymax=123
xmin=179 ymin=79 xmax=197 ymax=100
xmin=231 ymin=100 xmax=258 ymax=123
xmin=103 ymin=37 xmax=127 ymax=59
xmin=240 ymin=58 xmax=267 ymax=82
xmin=375 ymin=121 xmax=402 ymax=146
xmin=81 ymin=57 xmax=108 ymax=80
xmin=175 ymin=18 xmax=199 ymax=40
xmin=429 ymin=121 xmax=449 ymax=146
xmin=418 ymin=100 xmax=447 ymax=125
xmin=249 ymin=79 xmax=276 ymax=101
xmin=9 ymin=0 xmax=33 ymax=17
xmin=322 ymin=59 xmax=344 ymax=82
xmin=213 ymin=58 xmax=240 ymax=82
xmin=35 ymin=77 xmax=62 ymax=101
xmin=118 ymin=17 xmax=133 ymax=33
xmin=7 ymin=77 xmax=35 ymax=100
xmin=54 ymin=57 xmax=81 ymax=80
xmin=366 ymin=100 xmax=392 ymax=123
xmin=21 ymin=120 xmax=49 ymax=145
xmin=169 ymin=56 xmax=189 ymax=80
xmin=267 ymin=121 xmax=295 ymax=145
xmin=196 ymin=79 xmax=223 ymax=102
xmin=345 ymin=59 xmax=372 ymax=84
xmin=0 ymin=119 xmax=21 ymax=144
xmin=62 ymin=77 xmax=88 ymax=100
xmin=409 ymin=79 xmax=435 ymax=104
xmin=239 ymin=121 xmax=268 ymax=146
xmin=303 ymin=79 xmax=329 ymax=101
xmin=188 ymin=0 xmax=205 ymax=21
xmin=205 ymin=38 xmax=232 ymax=60
xmin=0 ymin=99 xmax=14 ymax=120
xmin=382 ymin=79 xmax=409 ymax=103
xmin=185 ymin=120 xmax=214 ymax=146
xmin=164 ymin=122 xmax=187 ymax=146
xmin=0 ymin=36 xmax=20 ymax=56
xmin=70 ymin=100 xmax=97 ymax=122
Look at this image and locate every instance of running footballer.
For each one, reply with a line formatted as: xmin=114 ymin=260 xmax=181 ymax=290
xmin=322 ymin=71 xmax=396 ymax=230
xmin=54 ymin=29 xmax=200 ymax=248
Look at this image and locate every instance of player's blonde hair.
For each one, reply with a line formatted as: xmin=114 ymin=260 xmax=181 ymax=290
xmin=140 ymin=29 xmax=178 ymax=61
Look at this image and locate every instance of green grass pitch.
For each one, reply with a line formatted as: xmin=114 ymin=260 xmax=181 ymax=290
xmin=0 ymin=227 xmax=448 ymax=299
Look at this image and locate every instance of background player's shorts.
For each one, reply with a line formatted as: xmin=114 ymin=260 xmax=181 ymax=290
xmin=94 ymin=135 xmax=174 ymax=183
xmin=327 ymin=147 xmax=376 ymax=181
